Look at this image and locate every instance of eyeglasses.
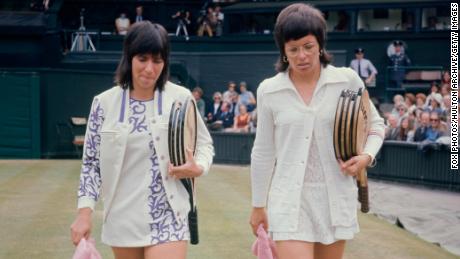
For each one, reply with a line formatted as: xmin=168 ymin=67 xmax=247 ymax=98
xmin=285 ymin=43 xmax=317 ymax=58
xmin=430 ymin=118 xmax=439 ymax=122
xmin=398 ymin=108 xmax=406 ymax=111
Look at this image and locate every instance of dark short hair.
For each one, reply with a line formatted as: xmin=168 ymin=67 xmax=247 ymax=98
xmin=274 ymin=3 xmax=332 ymax=72
xmin=115 ymin=21 xmax=170 ymax=92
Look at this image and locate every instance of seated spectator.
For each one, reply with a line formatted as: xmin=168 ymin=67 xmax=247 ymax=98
xmin=429 ymin=81 xmax=440 ymax=94
xmin=115 ymin=13 xmax=131 ymax=35
xmin=238 ymin=81 xmax=256 ymax=112
xmin=207 ymin=91 xmax=222 ymax=123
xmin=424 ymin=93 xmax=444 ymax=115
xmin=230 ymin=92 xmax=240 ymax=116
xmin=384 ymin=114 xmax=399 ymax=140
xmin=223 ymin=81 xmax=238 ymax=104
xmin=425 ymin=112 xmax=447 ymax=142
xmin=391 ymin=94 xmax=404 ymax=115
xmin=415 ymin=93 xmax=427 ymax=110
xmin=192 ymin=87 xmax=206 ymax=120
xmin=440 ymin=84 xmax=451 ymax=97
xmin=441 ymin=70 xmax=451 ymax=89
xmin=395 ymin=103 xmax=408 ymax=124
xmin=397 ymin=116 xmax=415 ymax=142
xmin=404 ymin=93 xmax=416 ymax=114
xmin=441 ymin=95 xmax=451 ymax=121
xmin=219 ymin=101 xmax=235 ymax=131
xmin=230 ymin=104 xmax=251 ymax=133
xmin=413 ymin=112 xmax=430 ymax=142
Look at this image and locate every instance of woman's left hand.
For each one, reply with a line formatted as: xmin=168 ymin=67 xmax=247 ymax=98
xmin=338 ymin=154 xmax=372 ymax=177
xmin=168 ymin=148 xmax=203 ymax=179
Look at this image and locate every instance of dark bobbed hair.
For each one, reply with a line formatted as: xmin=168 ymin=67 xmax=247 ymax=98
xmin=274 ymin=3 xmax=332 ymax=72
xmin=115 ymin=21 xmax=170 ymax=92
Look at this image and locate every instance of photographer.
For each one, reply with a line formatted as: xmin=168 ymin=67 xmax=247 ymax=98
xmin=172 ymin=10 xmax=191 ymax=40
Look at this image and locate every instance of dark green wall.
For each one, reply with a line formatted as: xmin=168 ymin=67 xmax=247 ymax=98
xmin=0 ymin=72 xmax=40 ymax=158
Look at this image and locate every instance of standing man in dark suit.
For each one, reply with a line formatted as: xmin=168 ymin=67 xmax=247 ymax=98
xmin=135 ymin=6 xmax=144 ymax=23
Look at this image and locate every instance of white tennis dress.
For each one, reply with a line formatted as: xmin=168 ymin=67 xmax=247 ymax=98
xmin=271 ymin=132 xmax=359 ymax=244
xmin=79 ymin=97 xmax=189 ymax=247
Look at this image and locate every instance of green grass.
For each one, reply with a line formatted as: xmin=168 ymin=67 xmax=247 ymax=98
xmin=0 ymin=160 xmax=458 ymax=259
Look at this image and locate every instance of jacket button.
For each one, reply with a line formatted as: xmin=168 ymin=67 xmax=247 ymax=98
xmin=160 ymin=155 xmax=165 ymax=160
xmin=170 ymin=195 xmax=174 ymax=200
xmin=177 ymin=212 xmax=180 ymax=217
xmin=152 ymin=119 xmax=156 ymax=124
xmin=165 ymin=175 xmax=169 ymax=180
xmin=155 ymin=136 xmax=160 ymax=141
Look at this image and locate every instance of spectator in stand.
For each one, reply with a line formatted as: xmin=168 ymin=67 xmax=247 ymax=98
xmin=391 ymin=94 xmax=404 ymax=115
xmin=440 ymin=84 xmax=451 ymax=97
xmin=192 ymin=87 xmax=206 ymax=119
xmin=238 ymin=81 xmax=257 ymax=112
xmin=230 ymin=92 xmax=239 ymax=116
xmin=134 ymin=6 xmax=144 ymax=23
xmin=429 ymin=81 xmax=440 ymax=94
xmin=425 ymin=112 xmax=446 ymax=142
xmin=385 ymin=114 xmax=400 ymax=140
xmin=231 ymin=104 xmax=251 ymax=133
xmin=219 ymin=101 xmax=235 ymax=131
xmin=214 ymin=5 xmax=224 ymax=36
xmin=441 ymin=70 xmax=451 ymax=89
xmin=441 ymin=95 xmax=451 ymax=120
xmin=413 ymin=111 xmax=430 ymax=142
xmin=397 ymin=116 xmax=415 ymax=142
xmin=223 ymin=81 xmax=238 ymax=103
xmin=415 ymin=93 xmax=427 ymax=109
xmin=207 ymin=91 xmax=222 ymax=123
xmin=404 ymin=93 xmax=416 ymax=114
xmin=395 ymin=103 xmax=408 ymax=124
xmin=115 ymin=13 xmax=131 ymax=35
xmin=424 ymin=93 xmax=444 ymax=115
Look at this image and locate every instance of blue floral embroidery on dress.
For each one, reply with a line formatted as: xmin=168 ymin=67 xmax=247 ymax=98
xmin=128 ymin=99 xmax=148 ymax=134
xmin=78 ymin=98 xmax=104 ymax=201
xmin=147 ymin=139 xmax=188 ymax=245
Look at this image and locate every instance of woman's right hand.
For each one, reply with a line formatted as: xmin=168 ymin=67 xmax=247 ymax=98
xmin=249 ymin=207 xmax=268 ymax=236
xmin=70 ymin=208 xmax=93 ymax=246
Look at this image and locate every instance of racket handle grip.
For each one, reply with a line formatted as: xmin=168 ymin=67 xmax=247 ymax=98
xmin=188 ymin=209 xmax=199 ymax=245
xmin=358 ymin=185 xmax=369 ymax=213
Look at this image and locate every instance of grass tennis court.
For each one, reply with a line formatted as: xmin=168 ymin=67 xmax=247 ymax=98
xmin=0 ymin=160 xmax=457 ymax=259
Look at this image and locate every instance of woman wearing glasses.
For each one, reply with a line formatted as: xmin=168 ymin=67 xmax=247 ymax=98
xmin=249 ymin=4 xmax=385 ymax=259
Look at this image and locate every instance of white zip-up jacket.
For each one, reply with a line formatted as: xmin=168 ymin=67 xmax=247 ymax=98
xmin=77 ymin=82 xmax=214 ymax=224
xmin=251 ymin=65 xmax=385 ymax=232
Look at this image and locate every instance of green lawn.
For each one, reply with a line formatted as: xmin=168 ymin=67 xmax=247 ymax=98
xmin=0 ymin=160 xmax=457 ymax=259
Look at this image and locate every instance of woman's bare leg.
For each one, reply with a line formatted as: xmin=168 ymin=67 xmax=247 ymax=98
xmin=314 ymin=240 xmax=346 ymax=259
xmin=275 ymin=240 xmax=314 ymax=259
xmin=111 ymin=247 xmax=144 ymax=259
xmin=144 ymin=240 xmax=187 ymax=259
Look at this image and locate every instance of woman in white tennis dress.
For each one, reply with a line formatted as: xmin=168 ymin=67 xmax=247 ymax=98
xmin=70 ymin=21 xmax=214 ymax=259
xmin=249 ymin=4 xmax=385 ymax=259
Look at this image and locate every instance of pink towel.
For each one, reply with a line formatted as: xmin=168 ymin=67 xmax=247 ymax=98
xmin=73 ymin=238 xmax=102 ymax=259
xmin=251 ymin=224 xmax=277 ymax=259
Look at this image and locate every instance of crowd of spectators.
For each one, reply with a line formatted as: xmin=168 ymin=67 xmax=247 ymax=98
xmin=192 ymin=81 xmax=258 ymax=133
xmin=114 ymin=4 xmax=224 ymax=38
xmin=382 ymin=70 xmax=453 ymax=147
